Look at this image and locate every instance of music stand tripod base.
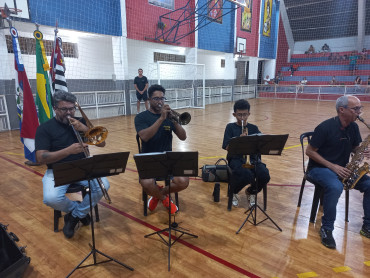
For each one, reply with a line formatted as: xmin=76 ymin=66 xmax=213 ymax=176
xmin=53 ymin=152 xmax=134 ymax=277
xmin=227 ymin=134 xmax=288 ymax=234
xmin=134 ymin=151 xmax=199 ymax=271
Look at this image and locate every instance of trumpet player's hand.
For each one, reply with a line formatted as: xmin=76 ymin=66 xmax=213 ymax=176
xmin=330 ymin=164 xmax=351 ymax=179
xmin=69 ymin=117 xmax=88 ymax=133
xmin=160 ymin=104 xmax=171 ymax=120
xmin=68 ymin=143 xmax=89 ymax=155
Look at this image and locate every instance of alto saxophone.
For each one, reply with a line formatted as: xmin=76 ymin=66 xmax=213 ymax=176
xmin=342 ymin=116 xmax=370 ymax=190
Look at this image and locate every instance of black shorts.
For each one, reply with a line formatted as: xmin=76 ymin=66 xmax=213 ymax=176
xmin=136 ymin=91 xmax=148 ymax=101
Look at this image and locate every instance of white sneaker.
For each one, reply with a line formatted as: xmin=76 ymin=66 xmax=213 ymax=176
xmin=232 ymin=194 xmax=239 ymax=207
xmin=245 ymin=190 xmax=256 ymax=207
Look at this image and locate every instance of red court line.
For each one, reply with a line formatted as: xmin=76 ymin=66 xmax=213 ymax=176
xmin=1 ymin=154 xmax=262 ymax=277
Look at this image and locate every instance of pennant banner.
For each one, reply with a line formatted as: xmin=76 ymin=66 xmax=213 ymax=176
xmin=34 ymin=30 xmax=53 ymax=124
xmin=11 ymin=27 xmax=39 ymax=162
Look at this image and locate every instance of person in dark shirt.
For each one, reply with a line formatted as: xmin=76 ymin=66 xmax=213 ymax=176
xmin=222 ymin=99 xmax=270 ymax=207
xmin=35 ymin=91 xmax=109 ymax=239
xmin=134 ymin=68 xmax=149 ymax=113
xmin=306 ymin=95 xmax=370 ymax=249
xmin=135 ymin=84 xmax=187 ymax=214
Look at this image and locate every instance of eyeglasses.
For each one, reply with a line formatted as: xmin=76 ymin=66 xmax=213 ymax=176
xmin=236 ymin=113 xmax=249 ymax=117
xmin=347 ymin=106 xmax=363 ymax=112
xmin=56 ymin=107 xmax=76 ymax=113
xmin=151 ymin=97 xmax=166 ymax=102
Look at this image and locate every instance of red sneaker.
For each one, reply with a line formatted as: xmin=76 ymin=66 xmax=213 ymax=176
xmin=162 ymin=195 xmax=178 ymax=214
xmin=148 ymin=196 xmax=159 ymax=211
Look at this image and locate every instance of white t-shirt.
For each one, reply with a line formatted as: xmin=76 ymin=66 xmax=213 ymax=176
xmin=264 ymin=78 xmax=271 ymax=85
xmin=300 ymin=79 xmax=307 ymax=85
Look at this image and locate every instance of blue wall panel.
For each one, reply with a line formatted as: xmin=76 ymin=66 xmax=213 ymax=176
xmin=28 ymin=0 xmax=122 ymax=36
xmin=198 ymin=0 xmax=235 ymax=53
xmin=259 ymin=0 xmax=279 ymax=59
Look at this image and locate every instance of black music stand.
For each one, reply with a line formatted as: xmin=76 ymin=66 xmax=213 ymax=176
xmin=134 ymin=151 xmax=198 ymax=271
xmin=227 ymin=134 xmax=288 ymax=234
xmin=53 ymin=152 xmax=134 ymax=277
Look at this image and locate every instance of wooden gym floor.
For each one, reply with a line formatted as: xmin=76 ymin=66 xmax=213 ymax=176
xmin=0 ymin=98 xmax=369 ymax=277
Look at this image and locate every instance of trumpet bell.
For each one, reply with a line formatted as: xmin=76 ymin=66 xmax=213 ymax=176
xmin=85 ymin=126 xmax=108 ymax=145
xmin=179 ymin=112 xmax=191 ymax=125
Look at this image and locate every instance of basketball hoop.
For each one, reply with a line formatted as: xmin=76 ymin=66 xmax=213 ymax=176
xmin=0 ymin=4 xmax=22 ymax=29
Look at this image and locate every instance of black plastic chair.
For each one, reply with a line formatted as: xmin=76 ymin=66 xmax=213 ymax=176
xmin=136 ymin=134 xmax=179 ymax=216
xmin=53 ymin=183 xmax=100 ymax=232
xmin=297 ymin=131 xmax=349 ymax=223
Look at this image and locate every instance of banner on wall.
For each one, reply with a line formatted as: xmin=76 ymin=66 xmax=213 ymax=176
xmin=241 ymin=0 xmax=252 ymax=32
xmin=262 ymin=0 xmax=272 ymax=37
xmin=208 ymin=0 xmax=223 ymax=24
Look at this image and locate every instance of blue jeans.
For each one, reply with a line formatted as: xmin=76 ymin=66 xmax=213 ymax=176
xmin=42 ymin=169 xmax=110 ymax=219
xmin=307 ymin=167 xmax=370 ymax=231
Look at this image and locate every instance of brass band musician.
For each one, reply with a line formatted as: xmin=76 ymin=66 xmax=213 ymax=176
xmin=134 ymin=84 xmax=188 ymax=214
xmin=35 ymin=91 xmax=109 ymax=239
xmin=306 ymin=95 xmax=370 ymax=249
xmin=222 ymin=99 xmax=270 ymax=208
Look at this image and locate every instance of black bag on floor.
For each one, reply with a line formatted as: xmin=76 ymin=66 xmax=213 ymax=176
xmin=0 ymin=223 xmax=30 ymax=278
xmin=201 ymin=158 xmax=230 ymax=182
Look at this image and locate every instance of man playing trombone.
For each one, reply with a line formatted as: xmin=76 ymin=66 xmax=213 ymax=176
xmin=135 ymin=84 xmax=188 ymax=214
xmin=35 ymin=90 xmax=110 ymax=239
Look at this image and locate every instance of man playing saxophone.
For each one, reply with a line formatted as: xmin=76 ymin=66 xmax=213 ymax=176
xmin=306 ymin=95 xmax=370 ymax=249
xmin=35 ymin=90 xmax=110 ymax=239
xmin=134 ymin=84 xmax=188 ymax=214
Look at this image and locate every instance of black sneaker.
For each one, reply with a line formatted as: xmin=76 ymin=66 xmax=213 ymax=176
xmin=63 ymin=212 xmax=80 ymax=239
xmin=360 ymin=224 xmax=370 ymax=238
xmin=79 ymin=214 xmax=91 ymax=226
xmin=320 ymin=227 xmax=336 ymax=249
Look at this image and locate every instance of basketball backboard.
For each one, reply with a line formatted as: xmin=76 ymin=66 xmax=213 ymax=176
xmin=0 ymin=0 xmax=29 ymax=19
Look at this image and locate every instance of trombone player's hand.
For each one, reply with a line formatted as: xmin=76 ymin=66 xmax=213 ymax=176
xmin=68 ymin=117 xmax=89 ymax=133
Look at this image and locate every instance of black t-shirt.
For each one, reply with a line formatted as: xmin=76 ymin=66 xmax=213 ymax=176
xmin=222 ymin=122 xmax=261 ymax=168
xmin=134 ymin=76 xmax=148 ymax=92
xmin=135 ymin=110 xmax=175 ymax=153
xmin=308 ymin=117 xmax=362 ymax=169
xmin=35 ymin=117 xmax=86 ymax=169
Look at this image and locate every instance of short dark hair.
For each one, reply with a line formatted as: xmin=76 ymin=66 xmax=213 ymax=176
xmin=53 ymin=90 xmax=76 ymax=107
xmin=234 ymin=99 xmax=250 ymax=112
xmin=138 ymin=68 xmax=143 ymax=71
xmin=148 ymin=84 xmax=166 ymax=98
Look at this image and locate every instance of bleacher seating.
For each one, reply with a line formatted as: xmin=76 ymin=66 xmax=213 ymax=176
xmin=279 ymin=51 xmax=370 ymax=86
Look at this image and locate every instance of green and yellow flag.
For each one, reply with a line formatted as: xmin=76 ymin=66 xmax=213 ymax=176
xmin=34 ymin=30 xmax=53 ymax=123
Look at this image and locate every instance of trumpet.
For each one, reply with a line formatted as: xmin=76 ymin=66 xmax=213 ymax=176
xmin=168 ymin=109 xmax=191 ymax=125
xmin=67 ymin=105 xmax=111 ymax=203
xmin=241 ymin=120 xmax=254 ymax=169
xmin=159 ymin=104 xmax=191 ymax=125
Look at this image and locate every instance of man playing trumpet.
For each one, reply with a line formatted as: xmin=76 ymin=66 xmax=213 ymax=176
xmin=134 ymin=84 xmax=188 ymax=214
xmin=35 ymin=91 xmax=109 ymax=239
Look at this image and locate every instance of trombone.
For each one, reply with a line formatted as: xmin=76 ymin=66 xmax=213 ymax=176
xmin=68 ymin=102 xmax=111 ymax=203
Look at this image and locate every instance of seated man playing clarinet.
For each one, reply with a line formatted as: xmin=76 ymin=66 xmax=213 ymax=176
xmin=306 ymin=95 xmax=370 ymax=249
xmin=35 ymin=90 xmax=110 ymax=239
xmin=222 ymin=99 xmax=270 ymax=207
xmin=134 ymin=84 xmax=188 ymax=214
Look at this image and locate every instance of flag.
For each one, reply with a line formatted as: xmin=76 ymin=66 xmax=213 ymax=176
xmin=34 ymin=30 xmax=53 ymax=124
xmin=50 ymin=35 xmax=68 ymax=92
xmin=10 ymin=27 xmax=39 ymax=163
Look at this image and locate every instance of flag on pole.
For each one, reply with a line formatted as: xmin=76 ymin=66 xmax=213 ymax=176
xmin=10 ymin=27 xmax=39 ymax=163
xmin=34 ymin=29 xmax=53 ymax=124
xmin=50 ymin=36 xmax=68 ymax=92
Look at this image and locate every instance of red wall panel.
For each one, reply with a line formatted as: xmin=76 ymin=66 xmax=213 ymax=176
xmin=126 ymin=0 xmax=195 ymax=47
xmin=275 ymin=16 xmax=289 ymax=73
xmin=235 ymin=0 xmax=261 ymax=57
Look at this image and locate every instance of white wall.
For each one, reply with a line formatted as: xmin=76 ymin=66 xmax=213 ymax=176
xmin=293 ymin=36 xmax=370 ymax=54
xmin=196 ymin=49 xmax=234 ymax=80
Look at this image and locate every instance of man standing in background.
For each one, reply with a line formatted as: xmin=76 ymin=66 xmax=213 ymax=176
xmin=134 ymin=68 xmax=149 ymax=113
